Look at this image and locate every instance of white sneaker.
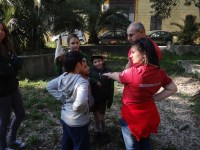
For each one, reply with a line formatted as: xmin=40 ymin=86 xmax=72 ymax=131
xmin=9 ymin=140 xmax=26 ymax=148
xmin=5 ymin=147 xmax=14 ymax=150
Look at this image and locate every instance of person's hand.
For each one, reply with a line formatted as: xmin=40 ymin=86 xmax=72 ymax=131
xmin=107 ymin=100 xmax=113 ymax=109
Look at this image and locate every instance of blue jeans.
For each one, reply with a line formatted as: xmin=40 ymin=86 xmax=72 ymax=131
xmin=0 ymin=89 xmax=25 ymax=150
xmin=60 ymin=120 xmax=90 ymax=150
xmin=120 ymin=119 xmax=152 ymax=150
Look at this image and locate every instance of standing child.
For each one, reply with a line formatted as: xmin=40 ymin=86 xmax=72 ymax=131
xmin=89 ymin=56 xmax=114 ymax=137
xmin=46 ymin=51 xmax=92 ymax=150
xmin=54 ymin=33 xmax=90 ymax=76
xmin=67 ymin=34 xmax=89 ymax=65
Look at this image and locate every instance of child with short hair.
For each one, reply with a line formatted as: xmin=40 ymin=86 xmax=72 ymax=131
xmin=46 ymin=51 xmax=92 ymax=150
xmin=54 ymin=33 xmax=89 ymax=76
xmin=89 ymin=55 xmax=114 ymax=137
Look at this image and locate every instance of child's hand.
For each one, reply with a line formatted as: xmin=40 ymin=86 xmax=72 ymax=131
xmin=97 ymin=81 xmax=101 ymax=87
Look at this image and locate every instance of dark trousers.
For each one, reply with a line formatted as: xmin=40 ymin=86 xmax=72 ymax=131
xmin=61 ymin=120 xmax=90 ymax=150
xmin=0 ymin=89 xmax=25 ymax=150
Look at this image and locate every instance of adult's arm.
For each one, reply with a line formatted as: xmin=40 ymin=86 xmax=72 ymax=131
xmin=153 ymin=82 xmax=177 ymax=102
xmin=103 ymin=72 xmax=121 ymax=82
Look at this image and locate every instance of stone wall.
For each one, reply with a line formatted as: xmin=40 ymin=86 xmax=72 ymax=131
xmin=19 ymin=45 xmax=130 ymax=78
xmin=173 ymin=45 xmax=200 ymax=56
xmin=19 ymin=53 xmax=56 ymax=78
xmin=18 ymin=45 xmax=200 ymax=78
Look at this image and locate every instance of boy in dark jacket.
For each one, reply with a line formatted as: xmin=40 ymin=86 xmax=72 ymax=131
xmin=89 ymin=56 xmax=114 ymax=136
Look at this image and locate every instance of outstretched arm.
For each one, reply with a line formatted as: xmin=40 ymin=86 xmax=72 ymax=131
xmin=103 ymin=72 xmax=121 ymax=82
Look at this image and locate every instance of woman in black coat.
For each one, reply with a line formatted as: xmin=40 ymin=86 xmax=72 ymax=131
xmin=0 ymin=21 xmax=25 ymax=150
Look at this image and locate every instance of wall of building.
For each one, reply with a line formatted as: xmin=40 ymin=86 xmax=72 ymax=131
xmin=136 ymin=0 xmax=200 ymax=33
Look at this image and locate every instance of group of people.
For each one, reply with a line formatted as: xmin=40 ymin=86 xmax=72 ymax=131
xmin=0 ymin=20 xmax=177 ymax=150
xmin=47 ymin=22 xmax=177 ymax=150
xmin=47 ymin=31 xmax=115 ymax=149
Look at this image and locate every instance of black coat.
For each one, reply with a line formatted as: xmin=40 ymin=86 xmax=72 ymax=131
xmin=0 ymin=56 xmax=19 ymax=97
xmin=89 ymin=65 xmax=114 ymax=104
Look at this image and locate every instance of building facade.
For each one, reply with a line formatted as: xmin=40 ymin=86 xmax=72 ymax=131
xmin=103 ymin=0 xmax=200 ymax=33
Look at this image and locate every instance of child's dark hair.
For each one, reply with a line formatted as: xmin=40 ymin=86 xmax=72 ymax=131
xmin=63 ymin=51 xmax=83 ymax=72
xmin=67 ymin=33 xmax=79 ymax=45
xmin=132 ymin=38 xmax=160 ymax=67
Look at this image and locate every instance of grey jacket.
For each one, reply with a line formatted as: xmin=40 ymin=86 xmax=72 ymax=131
xmin=46 ymin=73 xmax=91 ymax=127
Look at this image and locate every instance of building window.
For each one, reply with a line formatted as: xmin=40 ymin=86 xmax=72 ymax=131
xmin=150 ymin=16 xmax=162 ymax=30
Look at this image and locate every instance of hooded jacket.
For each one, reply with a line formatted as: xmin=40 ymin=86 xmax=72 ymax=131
xmin=46 ymin=73 xmax=91 ymax=127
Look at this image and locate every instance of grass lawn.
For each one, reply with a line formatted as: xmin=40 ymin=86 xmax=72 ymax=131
xmin=17 ymin=51 xmax=200 ymax=149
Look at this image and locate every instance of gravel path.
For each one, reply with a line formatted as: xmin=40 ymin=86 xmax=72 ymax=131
xmin=152 ymin=76 xmax=200 ymax=150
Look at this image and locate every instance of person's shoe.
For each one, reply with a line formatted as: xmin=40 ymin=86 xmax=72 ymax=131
xmin=8 ymin=140 xmax=26 ymax=149
xmin=5 ymin=147 xmax=14 ymax=150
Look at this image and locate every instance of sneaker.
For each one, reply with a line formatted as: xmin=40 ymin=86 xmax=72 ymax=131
xmin=5 ymin=147 xmax=14 ymax=150
xmin=9 ymin=140 xmax=26 ymax=149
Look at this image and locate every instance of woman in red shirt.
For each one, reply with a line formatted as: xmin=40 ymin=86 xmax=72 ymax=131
xmin=103 ymin=38 xmax=177 ymax=150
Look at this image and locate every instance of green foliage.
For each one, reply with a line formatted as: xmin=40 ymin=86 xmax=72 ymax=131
xmin=1 ymin=0 xmax=130 ymax=52
xmin=150 ymin=0 xmax=200 ymax=19
xmin=96 ymin=8 xmax=130 ymax=33
xmin=171 ymin=15 xmax=200 ymax=45
xmin=1 ymin=0 xmax=92 ymax=54
xmin=150 ymin=0 xmax=177 ymax=18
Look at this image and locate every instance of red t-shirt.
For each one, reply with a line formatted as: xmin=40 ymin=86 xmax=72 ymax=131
xmin=119 ymin=65 xmax=172 ymax=105
xmin=128 ymin=37 xmax=162 ymax=67
xmin=119 ymin=65 xmax=172 ymax=141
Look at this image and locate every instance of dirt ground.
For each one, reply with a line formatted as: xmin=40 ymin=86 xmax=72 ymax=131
xmin=151 ymin=76 xmax=200 ymax=150
xmin=89 ymin=76 xmax=200 ymax=150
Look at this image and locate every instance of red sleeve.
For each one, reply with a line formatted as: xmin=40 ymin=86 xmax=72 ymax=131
xmin=119 ymin=68 xmax=133 ymax=84
xmin=119 ymin=67 xmax=141 ymax=84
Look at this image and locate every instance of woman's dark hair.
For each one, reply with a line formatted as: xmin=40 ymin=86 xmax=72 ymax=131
xmin=67 ymin=33 xmax=79 ymax=45
xmin=0 ymin=21 xmax=14 ymax=58
xmin=64 ymin=51 xmax=83 ymax=72
xmin=132 ymin=38 xmax=160 ymax=67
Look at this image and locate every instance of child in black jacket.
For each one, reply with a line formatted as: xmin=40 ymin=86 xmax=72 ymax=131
xmin=89 ymin=56 xmax=114 ymax=136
